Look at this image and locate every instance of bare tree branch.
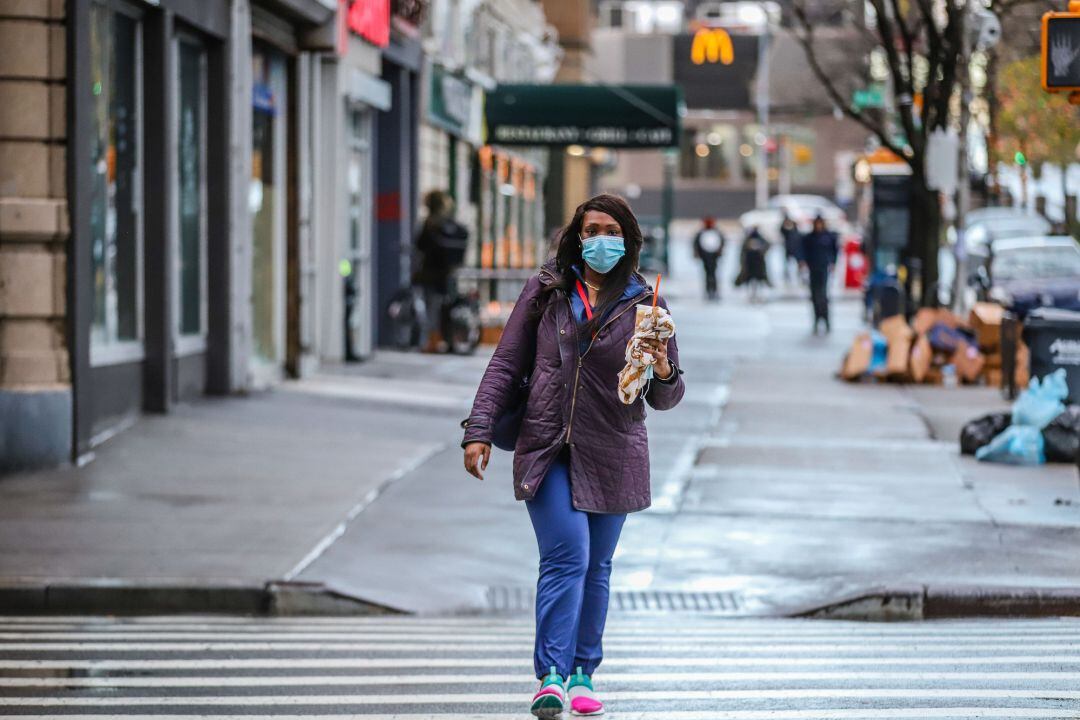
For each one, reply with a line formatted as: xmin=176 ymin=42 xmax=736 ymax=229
xmin=887 ymin=0 xmax=915 ymax=80
xmin=790 ymin=1 xmax=906 ymax=161
xmin=911 ymin=0 xmax=942 ymax=135
xmin=870 ymin=0 xmax=920 ymax=153
xmin=933 ymin=0 xmax=964 ymax=130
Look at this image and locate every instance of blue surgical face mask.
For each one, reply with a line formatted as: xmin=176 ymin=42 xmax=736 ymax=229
xmin=581 ymin=235 xmax=626 ymax=274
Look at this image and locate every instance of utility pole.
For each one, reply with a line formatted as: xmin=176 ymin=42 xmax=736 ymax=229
xmin=957 ymin=0 xmax=973 ymax=227
xmin=755 ymin=20 xmax=770 ymax=209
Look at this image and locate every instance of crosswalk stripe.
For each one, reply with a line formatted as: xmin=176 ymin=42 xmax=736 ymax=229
xmin=7 ymin=630 xmax=1080 ymax=642
xmin=4 ymin=616 xmax=1078 ymax=716
xmin=5 ymin=688 xmax=1080 ymax=705
xmin=2 ymin=670 xmax=1078 ymax=688
xmin=6 ymin=626 xmax=1080 ymax=643
xmin=0 ymin=615 xmax=1076 ymax=628
xmin=2 ymin=713 xmax=1080 ymax=720
xmin=3 ymin=640 xmax=1080 ymax=652
xmin=2 ymin=654 xmax=1078 ymax=670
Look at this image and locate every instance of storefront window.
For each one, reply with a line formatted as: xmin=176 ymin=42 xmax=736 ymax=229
xmin=250 ymin=45 xmax=288 ymax=370
xmin=679 ymin=124 xmax=737 ymax=181
xmin=89 ymin=5 xmax=143 ymax=352
xmin=177 ymin=38 xmax=207 ymax=341
xmin=345 ymin=108 xmax=372 ymax=361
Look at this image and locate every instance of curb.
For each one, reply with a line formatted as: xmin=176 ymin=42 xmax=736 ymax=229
xmin=796 ymin=584 xmax=1080 ymax=621
xmin=0 ymin=581 xmax=404 ymax=617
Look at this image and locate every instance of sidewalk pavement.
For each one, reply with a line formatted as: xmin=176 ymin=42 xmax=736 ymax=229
xmin=1 ymin=226 xmax=1078 ymax=617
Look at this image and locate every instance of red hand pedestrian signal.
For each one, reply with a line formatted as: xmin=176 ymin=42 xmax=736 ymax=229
xmin=1041 ymin=3 xmax=1080 ymax=104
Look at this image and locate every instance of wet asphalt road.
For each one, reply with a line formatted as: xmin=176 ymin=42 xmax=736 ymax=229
xmin=2 ymin=614 xmax=1080 ymax=718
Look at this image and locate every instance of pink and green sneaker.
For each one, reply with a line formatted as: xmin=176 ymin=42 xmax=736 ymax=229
xmin=530 ymin=666 xmax=566 ymax=719
xmin=567 ymin=666 xmax=604 ymax=716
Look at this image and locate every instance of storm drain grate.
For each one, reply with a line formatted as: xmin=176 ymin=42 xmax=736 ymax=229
xmin=484 ymin=586 xmax=743 ymax=614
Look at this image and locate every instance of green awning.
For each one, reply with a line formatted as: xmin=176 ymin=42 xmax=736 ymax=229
xmin=484 ymin=84 xmax=683 ymax=149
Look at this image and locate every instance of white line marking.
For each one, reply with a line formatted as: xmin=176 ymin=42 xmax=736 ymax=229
xmin=0 ymin=616 xmax=1075 ymax=627
xmin=1 ymin=712 xmax=1079 ymax=720
xmin=2 ymin=671 xmax=1079 ymax=688
xmin=7 ymin=630 xmax=1080 ymax=643
xmin=281 ymin=442 xmax=446 ymax=581
xmin=7 ymin=623 xmax=1080 ymax=639
xmin=3 ymin=640 xmax=1079 ymax=652
xmin=5 ymin=689 xmax=1080 ymax=706
xmin=1 ymin=655 xmax=1079 ymax=670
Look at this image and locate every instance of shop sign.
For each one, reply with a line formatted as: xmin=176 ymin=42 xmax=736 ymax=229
xmin=673 ymin=32 xmax=758 ymax=110
xmin=484 ymin=84 xmax=682 ymax=149
xmin=346 ymin=0 xmax=390 ymax=48
xmin=428 ymin=64 xmax=475 ymax=139
xmin=691 ymin=28 xmax=734 ymax=65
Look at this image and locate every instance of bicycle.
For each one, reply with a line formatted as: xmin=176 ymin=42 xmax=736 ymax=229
xmin=386 ymin=278 xmax=481 ymax=355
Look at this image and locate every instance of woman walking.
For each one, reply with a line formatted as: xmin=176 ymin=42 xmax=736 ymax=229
xmin=461 ymin=194 xmax=685 ymax=718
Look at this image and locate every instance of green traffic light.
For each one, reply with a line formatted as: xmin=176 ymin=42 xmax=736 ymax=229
xmin=1014 ymin=151 xmax=1026 ymax=166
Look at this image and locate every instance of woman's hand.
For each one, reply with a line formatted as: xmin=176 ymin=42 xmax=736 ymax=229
xmin=641 ymin=336 xmax=672 ymax=380
xmin=463 ymin=442 xmax=491 ymax=480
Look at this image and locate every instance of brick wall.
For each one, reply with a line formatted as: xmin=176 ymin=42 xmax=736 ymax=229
xmin=0 ymin=0 xmax=68 ymax=391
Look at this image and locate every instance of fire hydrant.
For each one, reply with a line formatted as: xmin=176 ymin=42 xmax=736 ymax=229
xmin=843 ymin=237 xmax=867 ymax=290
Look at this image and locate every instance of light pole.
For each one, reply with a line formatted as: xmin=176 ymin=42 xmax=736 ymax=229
xmin=755 ymin=18 xmax=771 ymax=209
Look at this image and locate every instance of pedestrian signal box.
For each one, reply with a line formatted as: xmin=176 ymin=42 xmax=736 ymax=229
xmin=1042 ymin=4 xmax=1080 ymax=102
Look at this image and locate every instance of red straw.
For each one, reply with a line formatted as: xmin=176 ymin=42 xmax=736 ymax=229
xmin=653 ymin=274 xmax=662 ymax=308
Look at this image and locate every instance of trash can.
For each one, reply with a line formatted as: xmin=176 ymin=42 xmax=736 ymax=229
xmin=1021 ymin=307 xmax=1080 ymax=404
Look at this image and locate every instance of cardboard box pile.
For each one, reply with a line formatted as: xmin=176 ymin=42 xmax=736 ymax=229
xmin=839 ymin=304 xmax=1030 ymax=389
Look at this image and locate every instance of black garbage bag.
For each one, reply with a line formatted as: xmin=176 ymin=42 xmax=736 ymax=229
xmin=1042 ymin=406 xmax=1080 ymax=463
xmin=960 ymin=412 xmax=1012 ymax=455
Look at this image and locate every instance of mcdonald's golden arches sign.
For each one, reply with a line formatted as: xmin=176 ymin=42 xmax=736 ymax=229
xmin=691 ymin=28 xmax=735 ymax=65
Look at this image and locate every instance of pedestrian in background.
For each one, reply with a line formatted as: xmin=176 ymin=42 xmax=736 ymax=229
xmin=735 ymin=225 xmax=771 ymax=303
xmin=693 ymin=216 xmax=726 ymax=301
xmin=414 ymin=190 xmax=468 ymax=353
xmin=801 ymin=214 xmax=839 ymax=334
xmin=780 ymin=213 xmax=802 ymax=285
xmin=462 ymin=193 xmax=685 ymax=719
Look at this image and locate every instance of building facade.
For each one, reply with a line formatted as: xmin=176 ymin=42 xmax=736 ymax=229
xmin=418 ymin=0 xmax=561 ymax=329
xmin=0 ymin=0 xmax=432 ymax=472
xmin=591 ymin=0 xmax=871 ymax=219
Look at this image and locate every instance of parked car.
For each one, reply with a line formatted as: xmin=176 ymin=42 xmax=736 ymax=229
xmin=962 ymin=206 xmax=1043 ymax=229
xmin=959 ymin=236 xmax=1080 ymax=317
xmin=738 ymin=194 xmax=849 ymax=245
xmin=944 ymin=211 xmax=1055 ymax=308
xmin=963 ymin=213 xmax=1053 ymax=251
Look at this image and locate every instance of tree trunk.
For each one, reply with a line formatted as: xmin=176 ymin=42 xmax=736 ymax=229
xmin=907 ymin=173 xmax=941 ymax=308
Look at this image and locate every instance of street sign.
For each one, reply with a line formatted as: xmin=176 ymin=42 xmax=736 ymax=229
xmin=1042 ymin=10 xmax=1080 ymax=95
xmin=852 ymin=86 xmax=885 ymax=110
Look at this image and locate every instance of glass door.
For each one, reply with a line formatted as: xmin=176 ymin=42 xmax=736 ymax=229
xmin=175 ymin=34 xmax=208 ymax=355
xmin=88 ymin=3 xmax=144 ymax=365
xmin=249 ymin=44 xmax=288 ymax=384
xmin=344 ymin=108 xmax=373 ymax=361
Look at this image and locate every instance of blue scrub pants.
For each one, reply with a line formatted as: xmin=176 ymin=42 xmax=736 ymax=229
xmin=526 ymin=454 xmax=626 ymax=679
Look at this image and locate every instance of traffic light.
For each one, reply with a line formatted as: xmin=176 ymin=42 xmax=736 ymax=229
xmin=1015 ymin=150 xmax=1027 ymax=166
xmin=1042 ymin=4 xmax=1080 ymax=103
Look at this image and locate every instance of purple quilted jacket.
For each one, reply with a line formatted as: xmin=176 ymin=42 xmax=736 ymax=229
xmin=462 ymin=261 xmax=685 ymax=513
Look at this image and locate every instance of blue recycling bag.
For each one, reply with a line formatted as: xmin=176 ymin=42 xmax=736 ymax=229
xmin=974 ymin=425 xmax=1045 ymax=465
xmin=976 ymin=369 xmax=1069 ymax=465
xmin=868 ymin=331 xmax=888 ymax=376
xmin=1011 ymin=369 xmax=1068 ymax=428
